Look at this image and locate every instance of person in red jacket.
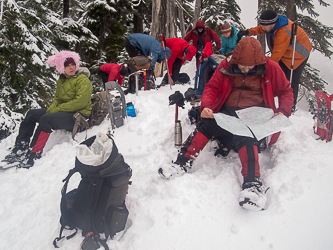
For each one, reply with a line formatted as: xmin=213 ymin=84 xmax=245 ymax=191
xmin=184 ymin=20 xmax=221 ymax=67
xmin=98 ymin=63 xmax=128 ymax=86
xmin=161 ymin=38 xmax=197 ymax=86
xmin=159 ymin=37 xmax=294 ymax=211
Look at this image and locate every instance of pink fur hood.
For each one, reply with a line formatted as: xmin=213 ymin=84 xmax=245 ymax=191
xmin=46 ymin=50 xmax=80 ymax=74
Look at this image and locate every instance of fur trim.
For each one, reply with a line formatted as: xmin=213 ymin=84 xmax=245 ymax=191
xmin=47 ymin=50 xmax=80 ymax=74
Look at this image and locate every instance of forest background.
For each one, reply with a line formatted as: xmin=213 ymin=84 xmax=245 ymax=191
xmin=0 ymin=0 xmax=332 ymax=139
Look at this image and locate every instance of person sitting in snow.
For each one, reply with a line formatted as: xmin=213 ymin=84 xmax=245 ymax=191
xmin=161 ymin=38 xmax=197 ymax=86
xmin=98 ymin=63 xmax=128 ymax=86
xmin=2 ymin=51 xmax=92 ymax=168
xmin=219 ymin=22 xmax=238 ymax=56
xmin=159 ymin=37 xmax=294 ymax=211
xmin=124 ymin=33 xmax=171 ymax=72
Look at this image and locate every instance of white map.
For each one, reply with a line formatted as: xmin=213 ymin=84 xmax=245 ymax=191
xmin=213 ymin=107 xmax=293 ymax=140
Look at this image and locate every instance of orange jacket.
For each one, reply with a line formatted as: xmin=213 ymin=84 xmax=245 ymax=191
xmin=247 ymin=15 xmax=312 ymax=70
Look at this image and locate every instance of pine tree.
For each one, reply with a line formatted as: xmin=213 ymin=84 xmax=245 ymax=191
xmin=0 ymin=0 xmax=61 ymax=139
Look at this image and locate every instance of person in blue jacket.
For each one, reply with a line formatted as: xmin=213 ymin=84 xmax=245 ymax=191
xmin=219 ymin=22 xmax=238 ymax=55
xmin=124 ymin=33 xmax=171 ymax=71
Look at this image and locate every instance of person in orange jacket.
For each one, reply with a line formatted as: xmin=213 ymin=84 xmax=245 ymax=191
xmin=237 ymin=10 xmax=312 ymax=111
xmin=98 ymin=63 xmax=128 ymax=86
xmin=184 ymin=20 xmax=221 ymax=67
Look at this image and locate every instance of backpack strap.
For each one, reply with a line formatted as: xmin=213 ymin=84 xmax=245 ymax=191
xmin=84 ymin=177 xmax=104 ymax=234
xmin=53 ymin=168 xmax=79 ymax=248
xmin=72 ymin=112 xmax=89 ymax=140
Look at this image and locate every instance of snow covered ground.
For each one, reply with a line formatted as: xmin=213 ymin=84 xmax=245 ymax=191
xmin=1 ymin=57 xmax=333 ymax=250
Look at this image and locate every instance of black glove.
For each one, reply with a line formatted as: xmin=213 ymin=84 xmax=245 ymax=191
xmin=237 ymin=30 xmax=249 ymax=43
xmin=169 ymin=91 xmax=185 ymax=108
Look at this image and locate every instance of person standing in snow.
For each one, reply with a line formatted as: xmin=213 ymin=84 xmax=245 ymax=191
xmin=98 ymin=63 xmax=128 ymax=86
xmin=184 ymin=20 xmax=221 ymax=68
xmin=2 ymin=51 xmax=92 ymax=168
xmin=161 ymin=38 xmax=197 ymax=86
xmin=219 ymin=22 xmax=238 ymax=55
xmin=124 ymin=33 xmax=171 ymax=72
xmin=159 ymin=37 xmax=294 ymax=211
xmin=237 ymin=10 xmax=312 ymax=112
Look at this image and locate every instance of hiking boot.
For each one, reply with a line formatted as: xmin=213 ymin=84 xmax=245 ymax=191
xmin=158 ymin=161 xmax=191 ymax=180
xmin=2 ymin=142 xmax=29 ymax=164
xmin=239 ymin=179 xmax=269 ymax=211
xmin=19 ymin=152 xmax=42 ymax=169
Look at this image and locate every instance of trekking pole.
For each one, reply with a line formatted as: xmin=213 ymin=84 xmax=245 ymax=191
xmin=144 ymin=71 xmax=147 ymax=91
xmin=169 ymin=91 xmax=184 ymax=148
xmin=194 ymin=51 xmax=203 ymax=90
xmin=160 ymin=34 xmax=172 ymax=89
xmin=290 ymin=22 xmax=298 ymax=84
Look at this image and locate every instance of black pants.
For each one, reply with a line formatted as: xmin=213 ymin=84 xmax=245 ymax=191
xmin=15 ymin=109 xmax=76 ymax=148
xmin=162 ymin=57 xmax=182 ymax=83
xmin=177 ymin=108 xmax=261 ymax=183
xmin=124 ymin=38 xmax=143 ymax=58
xmin=97 ymin=69 xmax=109 ymax=84
xmin=279 ymin=56 xmax=308 ymax=106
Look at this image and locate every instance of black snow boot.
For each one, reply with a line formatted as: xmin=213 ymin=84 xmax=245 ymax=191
xmin=3 ymin=141 xmax=30 ymax=164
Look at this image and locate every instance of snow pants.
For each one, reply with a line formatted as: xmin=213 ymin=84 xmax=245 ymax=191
xmin=176 ymin=108 xmax=261 ymax=183
xmin=279 ymin=56 xmax=308 ymax=106
xmin=15 ymin=109 xmax=76 ymax=153
xmin=162 ymin=58 xmax=182 ymax=83
xmin=97 ymin=69 xmax=109 ymax=84
xmin=124 ymin=38 xmax=143 ymax=58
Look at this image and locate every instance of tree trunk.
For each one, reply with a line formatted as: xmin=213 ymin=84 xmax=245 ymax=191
xmin=286 ymin=1 xmax=297 ymax=21
xmin=133 ymin=2 xmax=143 ymax=33
xmin=151 ymin=0 xmax=167 ymax=41
xmin=178 ymin=0 xmax=186 ymax=38
xmin=166 ymin=0 xmax=177 ymax=38
xmin=193 ymin=0 xmax=201 ymax=27
xmin=257 ymin=0 xmax=266 ymax=53
xmin=63 ymin=0 xmax=69 ymax=18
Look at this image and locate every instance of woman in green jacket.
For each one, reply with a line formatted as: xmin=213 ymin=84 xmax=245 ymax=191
xmin=3 ymin=51 xmax=92 ymax=168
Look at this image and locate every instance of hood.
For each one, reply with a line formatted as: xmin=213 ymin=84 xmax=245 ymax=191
xmin=77 ymin=67 xmax=90 ymax=78
xmin=229 ymin=36 xmax=266 ymax=66
xmin=195 ymin=20 xmax=205 ymax=29
xmin=47 ymin=50 xmax=80 ymax=74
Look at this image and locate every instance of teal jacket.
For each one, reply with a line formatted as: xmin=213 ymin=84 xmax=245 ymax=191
xmin=220 ymin=25 xmax=238 ymax=55
xmin=46 ymin=67 xmax=92 ymax=117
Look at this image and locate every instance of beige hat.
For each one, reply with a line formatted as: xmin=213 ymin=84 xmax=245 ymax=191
xmin=221 ymin=22 xmax=232 ymax=33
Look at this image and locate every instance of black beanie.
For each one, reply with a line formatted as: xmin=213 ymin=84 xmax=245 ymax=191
xmin=120 ymin=67 xmax=128 ymax=77
xmin=259 ymin=10 xmax=278 ymax=25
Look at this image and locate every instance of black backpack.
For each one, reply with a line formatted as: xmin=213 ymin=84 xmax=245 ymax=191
xmin=53 ymin=134 xmax=132 ymax=250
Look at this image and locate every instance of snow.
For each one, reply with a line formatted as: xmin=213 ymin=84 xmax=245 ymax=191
xmin=1 ymin=4 xmax=333 ymax=250
xmin=1 ymin=57 xmax=333 ymax=250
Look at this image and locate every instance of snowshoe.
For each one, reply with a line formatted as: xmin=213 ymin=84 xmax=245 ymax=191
xmin=18 ymin=152 xmax=42 ymax=169
xmin=239 ymin=179 xmax=269 ymax=211
xmin=2 ymin=143 xmax=29 ymax=164
xmin=158 ymin=162 xmax=190 ymax=180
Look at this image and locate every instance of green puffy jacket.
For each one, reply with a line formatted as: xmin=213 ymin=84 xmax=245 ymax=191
xmin=46 ymin=67 xmax=92 ymax=117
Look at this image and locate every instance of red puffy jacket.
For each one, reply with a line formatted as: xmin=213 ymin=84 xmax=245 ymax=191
xmin=100 ymin=63 xmax=125 ymax=86
xmin=201 ymin=37 xmax=294 ymax=145
xmin=184 ymin=20 xmax=221 ymax=50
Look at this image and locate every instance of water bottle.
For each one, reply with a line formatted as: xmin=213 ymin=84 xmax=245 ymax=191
xmin=175 ymin=120 xmax=182 ymax=148
xmin=126 ymin=102 xmax=136 ymax=117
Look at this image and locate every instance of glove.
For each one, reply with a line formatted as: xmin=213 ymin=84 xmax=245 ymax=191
xmin=169 ymin=91 xmax=185 ymax=108
xmin=237 ymin=30 xmax=249 ymax=43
